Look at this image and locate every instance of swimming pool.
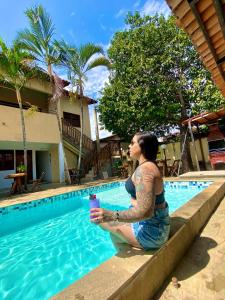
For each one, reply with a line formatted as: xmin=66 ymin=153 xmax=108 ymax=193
xmin=0 ymin=181 xmax=211 ymax=300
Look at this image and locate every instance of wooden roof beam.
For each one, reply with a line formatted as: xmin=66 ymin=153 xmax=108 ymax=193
xmin=217 ymin=55 xmax=225 ymax=66
xmin=188 ymin=0 xmax=225 ymax=81
xmin=187 ymin=0 xmax=199 ymax=5
xmin=214 ymin=0 xmax=225 ymax=40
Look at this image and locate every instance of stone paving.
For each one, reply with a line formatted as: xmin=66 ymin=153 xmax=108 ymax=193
xmin=154 ymin=196 xmax=225 ymax=300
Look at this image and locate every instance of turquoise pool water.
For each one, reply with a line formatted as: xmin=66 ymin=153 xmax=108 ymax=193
xmin=0 ymin=181 xmax=211 ymax=300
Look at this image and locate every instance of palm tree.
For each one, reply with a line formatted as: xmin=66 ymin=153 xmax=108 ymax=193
xmin=16 ymin=4 xmax=71 ymax=183
xmin=0 ymin=39 xmax=35 ymax=186
xmin=55 ymin=41 xmax=111 ymax=173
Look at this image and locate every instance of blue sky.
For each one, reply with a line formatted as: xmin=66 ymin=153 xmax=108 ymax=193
xmin=0 ymin=0 xmax=170 ymax=138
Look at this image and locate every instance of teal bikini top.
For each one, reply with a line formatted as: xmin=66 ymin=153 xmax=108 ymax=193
xmin=125 ymin=177 xmax=165 ymax=204
xmin=125 ymin=160 xmax=165 ymax=204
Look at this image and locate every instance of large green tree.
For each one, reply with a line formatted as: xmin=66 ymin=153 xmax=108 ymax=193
xmin=0 ymin=39 xmax=35 ymax=186
xmin=16 ymin=4 xmax=71 ymax=183
xmin=55 ymin=40 xmax=111 ymax=172
xmin=99 ymin=13 xmax=224 ymax=172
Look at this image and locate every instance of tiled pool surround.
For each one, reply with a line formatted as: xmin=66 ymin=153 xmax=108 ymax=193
xmin=51 ymin=179 xmax=225 ymax=300
xmin=0 ymin=181 xmax=124 ymax=216
xmin=0 ymin=180 xmax=211 ymax=217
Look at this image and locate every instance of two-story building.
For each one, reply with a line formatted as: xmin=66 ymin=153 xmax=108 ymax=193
xmin=0 ymin=75 xmax=96 ymax=189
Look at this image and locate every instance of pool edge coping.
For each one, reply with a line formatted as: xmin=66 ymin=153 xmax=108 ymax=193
xmin=0 ymin=177 xmax=216 ymax=209
xmin=51 ymin=179 xmax=225 ymax=300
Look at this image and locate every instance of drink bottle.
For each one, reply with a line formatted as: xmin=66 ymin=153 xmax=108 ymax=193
xmin=89 ymin=194 xmax=100 ymax=219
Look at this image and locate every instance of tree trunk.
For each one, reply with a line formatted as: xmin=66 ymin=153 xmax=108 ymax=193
xmin=16 ymin=87 xmax=28 ymax=188
xmin=55 ymin=104 xmax=71 ymax=184
xmin=94 ymin=106 xmax=102 ymax=178
xmin=197 ymin=124 xmax=206 ymax=170
xmin=179 ymin=124 xmax=193 ymax=173
xmin=177 ymin=88 xmax=194 ymax=173
xmin=77 ymin=84 xmax=84 ymax=172
xmin=47 ymin=64 xmax=53 ymax=79
xmin=47 ymin=65 xmax=71 ymax=184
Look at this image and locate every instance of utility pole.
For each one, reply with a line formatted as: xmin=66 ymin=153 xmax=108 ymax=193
xmin=186 ymin=109 xmax=200 ymax=172
xmin=188 ymin=119 xmax=200 ymax=171
xmin=93 ymin=106 xmax=102 ymax=178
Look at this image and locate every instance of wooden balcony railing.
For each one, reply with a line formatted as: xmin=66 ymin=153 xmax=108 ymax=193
xmin=81 ymin=142 xmax=121 ymax=176
xmin=62 ymin=118 xmax=122 ymax=177
xmin=62 ymin=118 xmax=93 ymax=151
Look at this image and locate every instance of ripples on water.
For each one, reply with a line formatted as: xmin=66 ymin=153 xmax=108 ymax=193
xmin=0 ymin=184 xmax=208 ymax=299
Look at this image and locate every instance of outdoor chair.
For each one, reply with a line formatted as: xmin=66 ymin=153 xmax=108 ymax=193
xmin=167 ymin=159 xmax=180 ymax=177
xmin=119 ymin=165 xmax=129 ymax=178
xmin=69 ymin=169 xmax=83 ymax=185
xmin=31 ymin=172 xmax=45 ymax=192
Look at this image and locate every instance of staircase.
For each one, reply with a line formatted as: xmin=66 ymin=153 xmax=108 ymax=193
xmin=62 ymin=119 xmax=120 ymax=179
xmin=62 ymin=118 xmax=93 ymax=153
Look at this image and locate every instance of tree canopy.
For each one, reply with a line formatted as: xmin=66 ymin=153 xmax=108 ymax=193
xmin=98 ymin=13 xmax=225 ymax=139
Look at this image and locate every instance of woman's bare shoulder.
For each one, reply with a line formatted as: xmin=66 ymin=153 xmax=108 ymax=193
xmin=141 ymin=161 xmax=160 ymax=174
xmin=133 ymin=161 xmax=161 ymax=181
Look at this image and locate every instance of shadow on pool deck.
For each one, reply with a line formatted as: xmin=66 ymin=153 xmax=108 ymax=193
xmin=153 ymin=196 xmax=225 ymax=300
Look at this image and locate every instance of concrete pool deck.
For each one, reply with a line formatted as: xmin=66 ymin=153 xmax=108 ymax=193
xmin=154 ymin=194 xmax=225 ymax=300
xmin=180 ymin=170 xmax=225 ymax=179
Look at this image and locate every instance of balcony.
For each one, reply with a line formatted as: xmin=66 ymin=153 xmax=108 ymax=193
xmin=0 ymin=105 xmax=60 ymax=144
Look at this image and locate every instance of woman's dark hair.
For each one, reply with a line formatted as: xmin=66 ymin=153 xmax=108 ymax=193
xmin=135 ymin=131 xmax=159 ymax=161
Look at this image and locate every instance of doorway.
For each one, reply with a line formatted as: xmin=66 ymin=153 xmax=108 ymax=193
xmin=36 ymin=151 xmax=52 ymax=182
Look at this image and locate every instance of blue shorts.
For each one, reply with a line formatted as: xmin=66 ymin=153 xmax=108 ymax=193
xmin=131 ymin=204 xmax=170 ymax=251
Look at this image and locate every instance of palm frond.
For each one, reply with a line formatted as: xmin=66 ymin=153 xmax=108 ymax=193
xmin=15 ymin=30 xmax=44 ymax=63
xmin=79 ymin=43 xmax=104 ymax=68
xmin=85 ymin=56 xmax=111 ymax=72
xmin=53 ymin=39 xmax=71 ymax=66
xmin=16 ymin=5 xmax=56 ymax=67
xmin=0 ymin=39 xmax=36 ymax=88
xmin=16 ymin=32 xmax=45 ymax=64
xmin=26 ymin=5 xmax=55 ymax=47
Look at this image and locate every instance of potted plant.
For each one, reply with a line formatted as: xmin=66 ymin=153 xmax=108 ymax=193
xmin=112 ymin=159 xmax=122 ymax=176
xmin=16 ymin=162 xmax=26 ymax=173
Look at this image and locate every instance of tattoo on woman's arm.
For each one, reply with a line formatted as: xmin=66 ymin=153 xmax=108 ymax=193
xmin=117 ymin=166 xmax=155 ymax=223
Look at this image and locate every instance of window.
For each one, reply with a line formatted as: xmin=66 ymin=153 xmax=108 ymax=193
xmin=0 ymin=150 xmax=14 ymax=171
xmin=63 ymin=112 xmax=81 ymax=127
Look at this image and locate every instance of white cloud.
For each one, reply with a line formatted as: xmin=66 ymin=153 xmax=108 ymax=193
xmin=84 ymin=62 xmax=111 ymax=139
xmin=141 ymin=0 xmax=170 ymax=17
xmin=115 ymin=8 xmax=126 ymax=19
xmin=89 ymin=107 xmax=112 ymax=140
xmin=98 ymin=42 xmax=111 ymax=53
xmin=84 ymin=65 xmax=110 ymax=99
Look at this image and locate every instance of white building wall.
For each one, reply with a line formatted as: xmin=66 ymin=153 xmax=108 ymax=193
xmin=58 ymin=143 xmax=65 ymax=183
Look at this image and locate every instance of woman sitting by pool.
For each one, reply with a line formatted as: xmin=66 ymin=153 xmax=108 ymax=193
xmin=90 ymin=132 xmax=170 ymax=251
